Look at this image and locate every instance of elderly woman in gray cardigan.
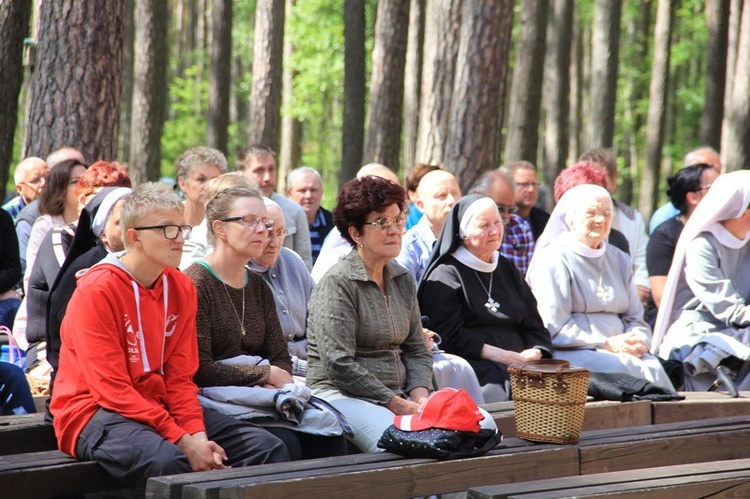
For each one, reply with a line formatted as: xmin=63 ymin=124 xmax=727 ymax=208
xmin=306 ymin=176 xmax=433 ymax=453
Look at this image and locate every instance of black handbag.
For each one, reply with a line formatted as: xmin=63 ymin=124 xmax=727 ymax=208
xmin=377 ymin=425 xmax=501 ymax=460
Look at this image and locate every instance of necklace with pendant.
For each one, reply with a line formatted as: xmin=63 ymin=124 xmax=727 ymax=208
xmin=474 ymin=271 xmax=499 ymax=313
xmin=595 ymin=272 xmax=613 ymax=303
xmin=221 ymin=277 xmax=246 ymax=336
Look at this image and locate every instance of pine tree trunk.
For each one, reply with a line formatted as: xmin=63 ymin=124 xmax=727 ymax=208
xmin=569 ymin=7 xmax=583 ymax=164
xmin=129 ymin=0 xmax=169 ymax=184
xmin=402 ymin=0 xmax=425 ymax=171
xmin=504 ymin=0 xmax=549 ymax=165
xmin=722 ymin=1 xmax=750 ymax=172
xmin=279 ymin=0 xmax=300 ymax=193
xmin=724 ymin=0 xmax=743 ymax=107
xmin=445 ymin=0 xmax=514 ymax=191
xmin=700 ymin=0 xmax=729 ymax=150
xmin=206 ymin=0 xmax=232 ymax=154
xmin=363 ymin=0 xmax=411 ymax=172
xmin=542 ymin=0 xmax=573 ymax=190
xmin=118 ymin=0 xmax=135 ymax=164
xmin=621 ymin=0 xmax=652 ymax=206
xmin=641 ymin=0 xmax=675 ymax=219
xmin=24 ymin=1 xmax=125 ymax=161
xmin=247 ymin=0 xmax=285 ymax=153
xmin=340 ymin=0 xmax=366 ymax=187
xmin=0 ymin=0 xmax=31 ymax=196
xmin=587 ymin=0 xmax=621 ymax=150
xmin=416 ymin=0 xmax=463 ymax=166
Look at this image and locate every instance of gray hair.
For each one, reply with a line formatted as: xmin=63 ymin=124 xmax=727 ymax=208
xmin=287 ymin=166 xmax=322 ymax=189
xmin=174 ymin=146 xmax=228 ymax=181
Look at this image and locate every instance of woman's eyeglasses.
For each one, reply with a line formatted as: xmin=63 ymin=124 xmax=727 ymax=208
xmin=364 ymin=213 xmax=407 ymax=231
xmin=134 ymin=225 xmax=192 ymax=240
xmin=220 ymin=214 xmax=275 ymax=231
xmin=269 ymin=228 xmax=289 ymax=240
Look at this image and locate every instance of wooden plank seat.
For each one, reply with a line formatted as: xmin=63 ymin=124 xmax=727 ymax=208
xmin=147 ymin=442 xmax=577 ymax=499
xmin=0 ymin=412 xmax=55 ymax=455
xmin=1 ymin=393 xmax=746 ymax=497
xmin=468 ymin=457 xmax=750 ymax=498
xmin=0 ymin=449 xmax=139 ymax=498
xmin=166 ymin=416 xmax=750 ymax=499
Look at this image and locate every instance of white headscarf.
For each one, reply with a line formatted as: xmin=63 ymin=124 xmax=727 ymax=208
xmin=651 ymin=170 xmax=750 ymax=353
xmin=527 ymin=184 xmax=612 ymax=277
xmin=92 ymin=187 xmax=132 ymax=238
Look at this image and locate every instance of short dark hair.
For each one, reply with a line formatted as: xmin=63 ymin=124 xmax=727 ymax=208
xmin=405 ymin=163 xmax=441 ymax=193
xmin=334 ymin=176 xmax=407 ymax=246
xmin=667 ymin=163 xmax=713 ymax=215
xmin=39 ymin=159 xmax=88 ymax=216
xmin=236 ymin=144 xmax=277 ymax=171
xmin=579 ymin=148 xmax=617 ymax=181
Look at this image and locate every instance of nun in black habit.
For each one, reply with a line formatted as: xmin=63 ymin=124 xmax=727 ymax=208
xmin=417 ymin=194 xmax=552 ymax=402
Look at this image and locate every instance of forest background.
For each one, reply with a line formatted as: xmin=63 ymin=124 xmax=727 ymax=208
xmin=1 ymin=0 xmax=749 ymax=220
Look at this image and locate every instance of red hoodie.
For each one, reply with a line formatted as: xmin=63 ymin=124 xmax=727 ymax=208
xmin=51 ymin=256 xmax=205 ymax=457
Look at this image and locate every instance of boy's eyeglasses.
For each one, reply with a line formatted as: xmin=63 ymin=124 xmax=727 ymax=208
xmin=134 ymin=224 xmax=192 ymax=240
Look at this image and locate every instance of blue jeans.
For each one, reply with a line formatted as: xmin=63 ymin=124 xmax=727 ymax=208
xmin=0 ymin=361 xmax=36 ymax=415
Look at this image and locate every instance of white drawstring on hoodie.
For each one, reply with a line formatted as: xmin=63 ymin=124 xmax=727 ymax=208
xmin=131 ymin=274 xmax=168 ymax=375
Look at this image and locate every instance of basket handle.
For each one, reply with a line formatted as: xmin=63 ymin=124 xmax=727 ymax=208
xmin=516 ymin=359 xmax=570 ymax=391
xmin=0 ymin=325 xmax=21 ymax=366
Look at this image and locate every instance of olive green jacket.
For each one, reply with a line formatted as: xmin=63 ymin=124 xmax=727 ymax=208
xmin=306 ymin=250 xmax=433 ymax=405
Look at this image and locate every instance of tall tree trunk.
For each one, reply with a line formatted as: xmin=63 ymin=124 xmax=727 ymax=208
xmin=640 ymin=0 xmax=675 ymax=219
xmin=445 ymin=0 xmax=514 ymax=191
xmin=504 ymin=0 xmax=549 ymax=165
xmin=363 ymin=0 xmax=411 ymax=172
xmin=119 ymin=0 xmax=135 ymax=164
xmin=402 ymin=0 xmax=425 ymax=170
xmin=24 ymin=1 xmax=125 ymax=161
xmin=206 ymin=0 xmax=232 ymax=154
xmin=129 ymin=0 xmax=169 ymax=184
xmin=0 ymin=0 xmax=31 ymax=196
xmin=279 ymin=0 xmax=300 ymax=193
xmin=587 ymin=0 xmax=621 ymax=150
xmin=722 ymin=1 xmax=750 ymax=172
xmin=340 ymin=0 xmax=366 ymax=187
xmin=247 ymin=0 xmax=285 ymax=153
xmin=569 ymin=6 xmax=583 ymax=164
xmin=542 ymin=0 xmax=574 ymax=189
xmin=724 ymin=0 xmax=743 ymax=107
xmin=194 ymin=0 xmax=207 ymax=114
xmin=700 ymin=0 xmax=729 ymax=150
xmin=621 ymin=0 xmax=652 ymax=206
xmin=416 ymin=0 xmax=463 ymax=166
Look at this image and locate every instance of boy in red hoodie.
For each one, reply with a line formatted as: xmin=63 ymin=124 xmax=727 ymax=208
xmin=51 ymin=183 xmax=288 ymax=483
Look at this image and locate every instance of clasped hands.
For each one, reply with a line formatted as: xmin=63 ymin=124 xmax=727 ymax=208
xmin=604 ymin=332 xmax=649 ymax=358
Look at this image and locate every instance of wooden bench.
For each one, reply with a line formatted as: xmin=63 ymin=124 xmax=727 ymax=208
xmin=0 ymin=449 xmax=139 ymax=497
xmin=147 ymin=440 xmax=576 ymax=499
xmin=468 ymin=457 xmax=750 ymax=498
xmin=145 ymin=415 xmax=750 ymax=498
xmin=1 ymin=393 xmax=745 ymax=497
xmin=0 ymin=413 xmax=54 ymax=455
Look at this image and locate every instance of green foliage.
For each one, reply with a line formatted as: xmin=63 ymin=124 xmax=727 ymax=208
xmin=161 ymin=64 xmax=209 ymax=178
xmin=286 ymin=0 xmax=344 ymax=208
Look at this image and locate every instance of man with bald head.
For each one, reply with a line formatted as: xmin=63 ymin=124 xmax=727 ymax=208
xmin=470 ymin=170 xmax=535 ymax=275
xmin=397 ymin=170 xmax=461 ymax=283
xmin=649 ymin=147 xmax=722 ymax=234
xmin=3 ymin=157 xmax=49 ymax=221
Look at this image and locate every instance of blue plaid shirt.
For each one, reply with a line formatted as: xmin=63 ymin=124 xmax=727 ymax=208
xmin=2 ymin=196 xmax=25 ymax=221
xmin=500 ymin=214 xmax=535 ymax=276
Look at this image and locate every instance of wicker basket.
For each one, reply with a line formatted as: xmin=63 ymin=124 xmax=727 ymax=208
xmin=508 ymin=360 xmax=591 ymax=444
